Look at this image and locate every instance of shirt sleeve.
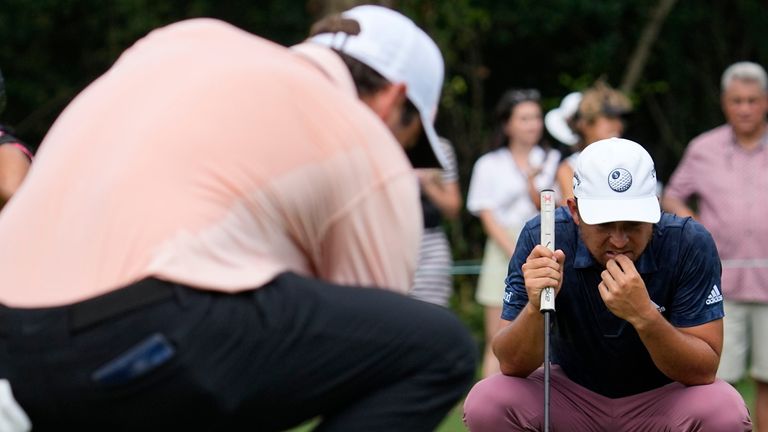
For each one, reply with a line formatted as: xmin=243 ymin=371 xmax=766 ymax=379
xmin=501 ymin=219 xmax=538 ymax=320
xmin=466 ymin=155 xmax=495 ymax=214
xmin=664 ymin=139 xmax=704 ymax=201
xmin=0 ymin=130 xmax=33 ymax=161
xmin=668 ymin=219 xmax=724 ymax=327
xmin=439 ymin=138 xmax=459 ymax=184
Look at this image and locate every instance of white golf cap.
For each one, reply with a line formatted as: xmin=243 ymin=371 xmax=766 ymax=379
xmin=573 ymin=137 xmax=661 ymax=225
xmin=309 ymin=5 xmax=448 ymax=169
xmin=544 ymin=91 xmax=582 ymax=146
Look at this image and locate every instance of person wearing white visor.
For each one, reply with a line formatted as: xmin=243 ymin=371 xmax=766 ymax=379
xmin=544 ymin=91 xmax=582 ymax=147
xmin=464 ymin=138 xmax=751 ymax=431
xmin=545 ymin=81 xmax=632 ymax=205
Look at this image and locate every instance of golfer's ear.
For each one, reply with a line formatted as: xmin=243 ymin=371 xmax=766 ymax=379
xmin=567 ymin=198 xmax=581 ymax=226
xmin=366 ymin=83 xmax=407 ymax=122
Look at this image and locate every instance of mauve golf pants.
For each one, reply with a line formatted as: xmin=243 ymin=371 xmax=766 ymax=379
xmin=463 ymin=365 xmax=752 ymax=431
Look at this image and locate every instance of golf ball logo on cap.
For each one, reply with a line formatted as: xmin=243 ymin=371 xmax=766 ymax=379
xmin=608 ymin=168 xmax=632 ymax=192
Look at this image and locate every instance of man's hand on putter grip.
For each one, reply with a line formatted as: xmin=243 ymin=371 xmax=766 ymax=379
xmin=522 ymin=245 xmax=566 ymax=310
xmin=598 ymin=254 xmax=657 ymax=326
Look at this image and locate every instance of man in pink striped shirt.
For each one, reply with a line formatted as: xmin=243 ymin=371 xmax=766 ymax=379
xmin=663 ymin=60 xmax=768 ymax=429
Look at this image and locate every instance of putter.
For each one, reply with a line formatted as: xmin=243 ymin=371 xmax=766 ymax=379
xmin=539 ymin=189 xmax=556 ymax=432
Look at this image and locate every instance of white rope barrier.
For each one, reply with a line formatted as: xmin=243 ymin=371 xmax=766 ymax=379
xmin=721 ymin=258 xmax=768 ymax=269
xmin=449 ymin=258 xmax=768 ymax=276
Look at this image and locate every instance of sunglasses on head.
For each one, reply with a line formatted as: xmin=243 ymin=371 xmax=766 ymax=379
xmin=506 ymin=89 xmax=541 ymax=104
xmin=602 ymin=104 xmax=631 ymax=118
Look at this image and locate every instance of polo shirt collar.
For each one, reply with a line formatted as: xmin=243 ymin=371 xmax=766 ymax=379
xmin=728 ymin=125 xmax=768 ymax=152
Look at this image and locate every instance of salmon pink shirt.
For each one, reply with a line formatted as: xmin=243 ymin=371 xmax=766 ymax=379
xmin=0 ymin=19 xmax=420 ymax=307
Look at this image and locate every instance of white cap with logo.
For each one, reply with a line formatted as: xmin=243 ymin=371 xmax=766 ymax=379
xmin=309 ymin=5 xmax=447 ymax=169
xmin=572 ymin=137 xmax=661 ymax=225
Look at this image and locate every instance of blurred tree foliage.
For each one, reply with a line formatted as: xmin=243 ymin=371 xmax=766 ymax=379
xmin=0 ymin=0 xmax=313 ymax=145
xmin=1 ymin=0 xmax=767 ymax=333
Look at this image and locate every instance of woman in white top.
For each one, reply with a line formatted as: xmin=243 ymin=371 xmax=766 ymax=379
xmin=467 ymin=88 xmax=560 ymax=377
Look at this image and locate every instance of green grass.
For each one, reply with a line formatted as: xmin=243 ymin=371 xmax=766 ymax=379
xmin=435 ymin=402 xmax=465 ymax=432
xmin=736 ymin=378 xmax=756 ymax=418
xmin=287 ymin=403 xmax=464 ymax=432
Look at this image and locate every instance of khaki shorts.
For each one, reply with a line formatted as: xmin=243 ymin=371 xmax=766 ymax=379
xmin=475 ymin=226 xmax=521 ymax=307
xmin=717 ymin=300 xmax=768 ymax=383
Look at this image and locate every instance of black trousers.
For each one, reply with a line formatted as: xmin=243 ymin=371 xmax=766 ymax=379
xmin=0 ymin=272 xmax=477 ymax=431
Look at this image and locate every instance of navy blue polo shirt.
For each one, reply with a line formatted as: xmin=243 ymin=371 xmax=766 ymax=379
xmin=502 ymin=206 xmax=724 ymax=398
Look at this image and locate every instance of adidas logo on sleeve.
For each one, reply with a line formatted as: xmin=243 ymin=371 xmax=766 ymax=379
xmin=705 ymin=284 xmax=723 ymax=305
xmin=504 ymin=291 xmax=512 ymax=303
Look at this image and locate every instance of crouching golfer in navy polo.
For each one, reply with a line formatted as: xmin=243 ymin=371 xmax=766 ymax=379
xmin=463 ymin=138 xmax=752 ymax=431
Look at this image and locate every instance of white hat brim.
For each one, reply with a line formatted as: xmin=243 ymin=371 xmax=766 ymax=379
xmin=420 ymin=109 xmax=449 ymax=169
xmin=577 ymin=195 xmax=661 ymax=225
xmin=544 ymin=108 xmax=579 ymax=146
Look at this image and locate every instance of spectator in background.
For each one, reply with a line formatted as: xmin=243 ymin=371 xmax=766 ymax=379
xmin=0 ymin=68 xmax=32 ymax=211
xmin=662 ymin=60 xmax=768 ymax=430
xmin=467 ymin=88 xmax=560 ymax=377
xmin=544 ymin=80 xmax=632 ymax=204
xmin=411 ymin=137 xmax=462 ymax=307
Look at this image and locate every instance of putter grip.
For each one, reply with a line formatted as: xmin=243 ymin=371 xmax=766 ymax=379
xmin=540 ymin=189 xmax=556 ymax=312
